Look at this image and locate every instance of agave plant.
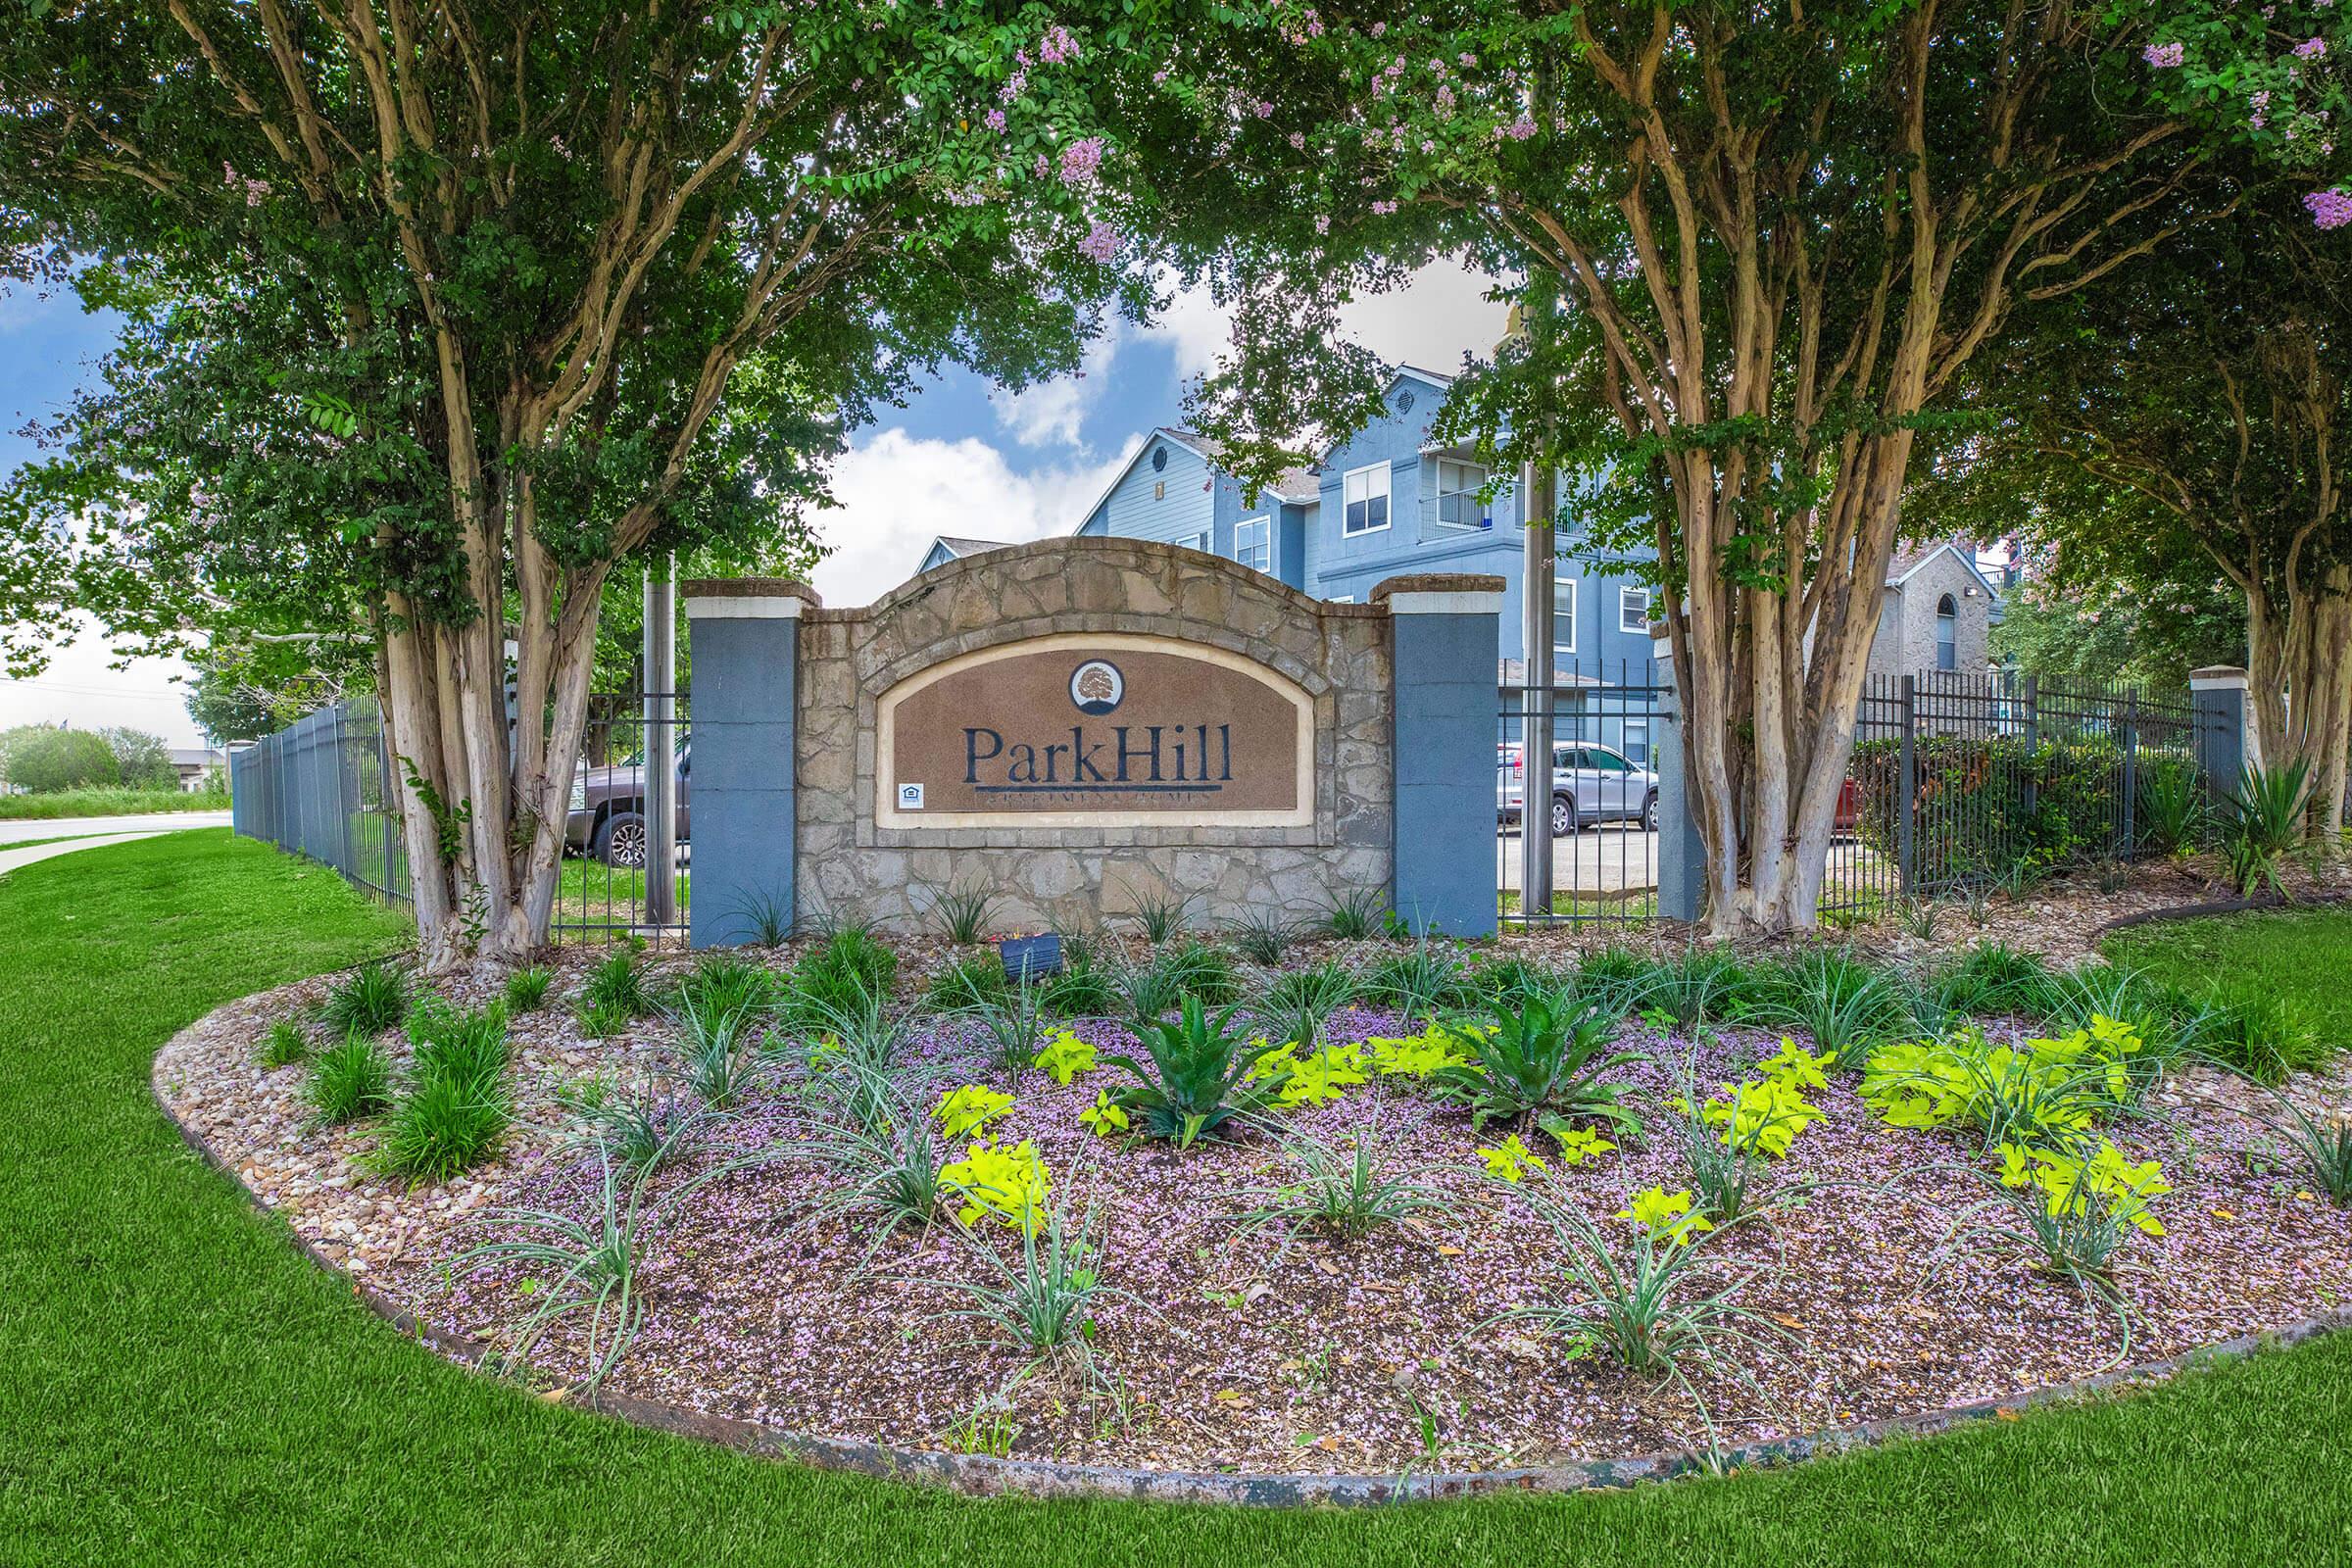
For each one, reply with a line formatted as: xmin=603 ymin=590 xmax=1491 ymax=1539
xmin=1427 ymin=988 xmax=1646 ymax=1137
xmin=1102 ymin=995 xmax=1281 ymax=1149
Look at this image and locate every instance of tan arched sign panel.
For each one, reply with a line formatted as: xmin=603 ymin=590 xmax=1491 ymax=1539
xmin=875 ymin=633 xmax=1314 ymax=829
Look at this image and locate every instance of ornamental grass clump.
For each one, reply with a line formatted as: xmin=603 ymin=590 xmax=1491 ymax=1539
xmin=1427 ymin=988 xmax=1645 ymax=1140
xmin=925 ymin=951 xmax=1012 ymax=1011
xmin=1237 ymin=1125 xmax=1452 ymax=1242
xmin=927 ymin=882 xmax=1002 ymax=945
xmin=1485 ymin=1175 xmax=1795 ymax=1389
xmin=1102 ymin=995 xmax=1280 ymax=1149
xmin=1257 ymin=961 xmax=1361 ymax=1048
xmin=1039 ymin=934 xmax=1119 ymax=1017
xmin=1230 ymin=908 xmax=1295 ymax=966
xmin=1362 ymin=942 xmax=1473 ymax=1022
xmin=461 ymin=1142 xmax=663 ymax=1391
xmin=1635 ymin=947 xmax=1753 ymax=1033
xmin=1918 ymin=942 xmax=2059 ymax=1027
xmin=780 ymin=921 xmax=899 ymax=1029
xmin=925 ymin=1197 xmax=1135 ymax=1384
xmin=581 ymin=949 xmax=649 ymax=1017
xmin=592 ymin=1096 xmax=708 ymax=1180
xmin=792 ymin=1063 xmax=951 ymax=1264
xmin=1127 ymin=889 xmax=1196 ymax=943
xmin=673 ymin=953 xmax=771 ymax=1022
xmin=318 ymin=959 xmax=410 ymax=1036
xmin=2239 ymin=1082 xmax=2352 ymax=1205
xmin=669 ymin=991 xmax=760 ymax=1109
xmin=309 ymin=1032 xmax=392 ymax=1124
xmin=957 ymin=977 xmax=1052 ymax=1081
xmin=503 ymin=965 xmax=555 ymax=1013
xmin=378 ymin=1002 xmax=512 ymax=1183
xmin=1319 ymin=887 xmax=1388 ymax=940
xmin=1754 ymin=948 xmax=1913 ymax=1061
xmin=256 ymin=1019 xmax=309 ymax=1069
xmin=1566 ymin=946 xmax=1656 ymax=1017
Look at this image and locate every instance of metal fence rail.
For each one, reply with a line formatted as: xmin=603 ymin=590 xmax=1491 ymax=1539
xmin=1495 ymin=660 xmax=1670 ymax=928
xmin=231 ymin=693 xmax=690 ymax=945
xmin=1826 ymin=669 xmax=2203 ymax=917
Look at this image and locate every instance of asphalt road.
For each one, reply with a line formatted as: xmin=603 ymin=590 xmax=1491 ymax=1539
xmin=0 ymin=810 xmax=233 ymax=847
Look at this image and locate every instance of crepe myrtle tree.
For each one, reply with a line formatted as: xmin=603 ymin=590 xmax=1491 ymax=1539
xmin=1918 ymin=181 xmax=2352 ymax=834
xmin=1121 ymin=1 xmax=2219 ymax=933
xmin=0 ymin=1 xmax=1160 ymax=969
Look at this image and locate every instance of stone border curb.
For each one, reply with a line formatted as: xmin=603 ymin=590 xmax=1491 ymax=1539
xmin=150 ymin=985 xmax=2352 ymax=1508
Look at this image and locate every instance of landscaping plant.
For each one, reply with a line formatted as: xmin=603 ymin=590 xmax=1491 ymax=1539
xmin=1362 ymin=943 xmax=1473 ymax=1023
xmin=1319 ymin=888 xmax=1388 ymax=941
xmin=1754 ymin=949 xmax=1914 ymax=1062
xmin=791 ymin=1063 xmax=951 ymax=1265
xmin=777 ymin=922 xmax=898 ymax=1030
xmin=2223 ymin=758 xmax=2312 ymax=898
xmin=925 ymin=952 xmax=1012 ymax=1011
xmin=669 ymin=991 xmax=759 ymax=1109
xmin=1126 ymin=890 xmax=1196 ymax=944
xmin=2136 ymin=758 xmax=2207 ymax=856
xmin=1862 ymin=1017 xmax=2147 ymax=1154
xmin=378 ymin=1002 xmax=513 ymax=1183
xmin=503 ymin=965 xmax=555 ymax=1013
xmin=673 ymin=954 xmax=771 ymax=1022
xmin=1256 ymin=961 xmax=1361 ymax=1049
xmin=1102 ymin=995 xmax=1281 ymax=1149
xmin=318 ymin=959 xmax=410 ymax=1037
xmin=1426 ymin=988 xmax=1645 ymax=1140
xmin=461 ymin=1143 xmax=663 ymax=1391
xmin=1038 ymin=934 xmax=1119 ymax=1018
xmin=308 ymin=1032 xmax=392 ymax=1124
xmin=1229 ymin=908 xmax=1295 ymax=966
xmin=581 ymin=950 xmax=648 ymax=1019
xmin=927 ymin=883 xmax=1002 ymax=945
xmin=957 ymin=978 xmax=1053 ymax=1082
xmin=1237 ymin=1125 xmax=1452 ymax=1242
xmin=2239 ymin=1085 xmax=2352 ymax=1206
xmin=256 ymin=1019 xmax=308 ymax=1070
xmin=924 ymin=1197 xmax=1135 ymax=1389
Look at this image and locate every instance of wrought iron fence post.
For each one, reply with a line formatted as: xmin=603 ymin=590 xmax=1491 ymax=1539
xmin=1897 ymin=674 xmax=1918 ymax=899
xmin=2121 ymin=688 xmax=2139 ymax=856
xmin=2021 ymin=671 xmax=2040 ymax=827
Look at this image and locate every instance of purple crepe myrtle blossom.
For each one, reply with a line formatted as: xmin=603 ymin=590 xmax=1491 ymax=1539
xmin=2143 ymin=40 xmax=2185 ymax=67
xmin=1370 ymin=199 xmax=1398 ymax=215
xmin=999 ymin=69 xmax=1027 ymax=103
xmin=1289 ymin=130 xmax=1306 ymax=149
xmin=2306 ymin=188 xmax=2352 ymax=227
xmin=984 ymin=108 xmax=1006 ymax=132
xmin=1059 ymin=136 xmax=1103 ymax=185
xmin=1078 ymin=221 xmax=1118 ymax=263
xmin=1255 ymin=100 xmax=1274 ymax=118
xmin=1039 ymin=24 xmax=1079 ymax=63
xmin=1314 ymin=214 xmax=1331 ymax=234
xmin=2297 ymin=35 xmax=2328 ymax=58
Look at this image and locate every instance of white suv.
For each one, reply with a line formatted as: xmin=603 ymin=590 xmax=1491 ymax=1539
xmin=1497 ymin=742 xmax=1660 ymax=838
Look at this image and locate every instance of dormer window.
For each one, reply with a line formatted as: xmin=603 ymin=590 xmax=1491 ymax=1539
xmin=1343 ymin=462 xmax=1392 ymax=536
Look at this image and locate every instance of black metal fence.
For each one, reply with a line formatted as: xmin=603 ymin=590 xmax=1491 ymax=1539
xmin=1494 ymin=660 xmax=1671 ymax=927
xmin=228 ymin=700 xmax=408 ymax=906
xmin=230 ymin=693 xmax=690 ymax=945
xmin=1822 ymin=670 xmax=2205 ymax=917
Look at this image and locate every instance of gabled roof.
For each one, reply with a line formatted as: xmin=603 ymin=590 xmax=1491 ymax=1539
xmin=1068 ymin=428 xmax=1319 ymax=533
xmin=1886 ymin=540 xmax=2001 ymax=598
xmin=932 ymin=535 xmax=1012 ymax=559
xmin=1391 ymin=364 xmax=1457 ymax=392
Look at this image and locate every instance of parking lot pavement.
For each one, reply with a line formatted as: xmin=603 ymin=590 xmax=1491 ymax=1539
xmin=1494 ymin=824 xmax=1660 ymax=896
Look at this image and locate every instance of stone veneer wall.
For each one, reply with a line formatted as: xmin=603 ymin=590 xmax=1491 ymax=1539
xmin=793 ymin=537 xmax=1395 ymax=933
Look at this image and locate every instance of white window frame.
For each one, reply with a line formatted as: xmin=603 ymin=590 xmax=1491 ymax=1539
xmin=1429 ymin=457 xmax=1488 ymax=533
xmin=1618 ymin=584 xmax=1651 ymax=634
xmin=1187 ymin=529 xmax=1210 ymax=555
xmin=1233 ymin=514 xmax=1271 ymax=574
xmin=1622 ymin=719 xmax=1652 ymax=765
xmin=1342 ymin=461 xmax=1392 ymax=537
xmin=1550 ymin=574 xmax=1579 ymax=657
xmin=1328 ymin=593 xmax=1355 ymax=604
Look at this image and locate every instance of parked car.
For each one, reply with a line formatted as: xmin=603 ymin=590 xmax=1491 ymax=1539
xmin=566 ymin=739 xmax=691 ymax=867
xmin=1497 ymin=741 xmax=1660 ymax=838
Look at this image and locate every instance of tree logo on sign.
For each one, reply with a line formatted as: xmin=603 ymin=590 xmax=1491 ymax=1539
xmin=1069 ymin=659 xmax=1124 ymax=715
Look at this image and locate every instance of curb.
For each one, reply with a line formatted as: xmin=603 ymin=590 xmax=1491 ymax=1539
xmin=150 ymin=988 xmax=2352 ymax=1508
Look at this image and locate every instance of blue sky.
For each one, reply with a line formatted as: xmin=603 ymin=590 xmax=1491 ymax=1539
xmin=0 ymin=263 xmax=1501 ymax=745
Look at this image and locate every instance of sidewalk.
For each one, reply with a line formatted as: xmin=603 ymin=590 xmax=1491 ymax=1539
xmin=0 ymin=810 xmax=232 ymax=848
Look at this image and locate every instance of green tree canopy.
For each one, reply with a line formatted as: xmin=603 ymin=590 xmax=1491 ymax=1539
xmin=0 ymin=726 xmax=118 ymax=793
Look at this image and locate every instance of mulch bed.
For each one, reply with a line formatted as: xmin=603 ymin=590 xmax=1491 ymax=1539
xmin=153 ymin=912 xmax=2352 ymax=1479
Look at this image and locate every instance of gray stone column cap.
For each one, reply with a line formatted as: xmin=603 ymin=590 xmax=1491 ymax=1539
xmin=683 ymin=577 xmax=821 ymax=619
xmin=1372 ymin=572 xmax=1506 ymax=614
xmin=2188 ymin=665 xmax=2249 ymax=691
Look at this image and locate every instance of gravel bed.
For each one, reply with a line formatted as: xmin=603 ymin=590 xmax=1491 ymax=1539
xmin=154 ymin=921 xmax=2352 ymax=1479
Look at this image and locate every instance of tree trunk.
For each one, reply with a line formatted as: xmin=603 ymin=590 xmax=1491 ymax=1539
xmin=2248 ymin=561 xmax=2352 ymax=838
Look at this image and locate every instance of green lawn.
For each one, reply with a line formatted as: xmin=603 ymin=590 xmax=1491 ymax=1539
xmin=0 ymin=786 xmax=230 ymax=819
xmin=5 ymin=830 xmax=2351 ymax=1565
xmin=2102 ymin=905 xmax=2352 ymax=1052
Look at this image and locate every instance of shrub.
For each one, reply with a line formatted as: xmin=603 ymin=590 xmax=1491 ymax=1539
xmin=1238 ymin=1126 xmax=1451 ymax=1241
xmin=1849 ymin=732 xmax=2136 ymax=887
xmin=309 ymin=1033 xmax=392 ymax=1124
xmin=256 ymin=1020 xmax=309 ymax=1069
xmin=1428 ymin=988 xmax=1644 ymax=1138
xmin=1230 ymin=908 xmax=1295 ymax=966
xmin=1103 ymin=995 xmax=1280 ymax=1148
xmin=581 ymin=950 xmax=648 ymax=1017
xmin=1319 ymin=887 xmax=1389 ymax=941
xmin=319 ymin=960 xmax=410 ymax=1036
xmin=503 ymin=965 xmax=555 ymax=1012
xmin=0 ymin=726 xmax=118 ymax=793
xmin=2135 ymin=757 xmax=2206 ymax=856
xmin=2223 ymin=759 xmax=2311 ymax=898
xmin=927 ymin=883 xmax=1002 ymax=945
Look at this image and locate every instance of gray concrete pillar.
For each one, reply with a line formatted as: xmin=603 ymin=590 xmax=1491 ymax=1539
xmin=2189 ymin=665 xmax=2250 ymax=818
xmin=681 ymin=578 xmax=818 ymax=948
xmin=1651 ymin=633 xmax=1707 ymax=925
xmin=1377 ymin=574 xmax=1505 ymax=939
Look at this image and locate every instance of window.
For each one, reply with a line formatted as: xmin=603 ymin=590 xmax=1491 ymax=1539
xmin=1622 ymin=721 xmax=1651 ymax=765
xmin=1936 ymin=593 xmax=1958 ymax=671
xmin=1430 ymin=458 xmax=1488 ymax=531
xmin=1618 ymin=584 xmax=1651 ymax=634
xmin=1233 ymin=515 xmax=1270 ymax=574
xmin=1586 ymin=746 xmax=1633 ymax=773
xmin=1343 ymin=462 xmax=1391 ymax=535
xmin=1328 ymin=594 xmax=1355 ymax=604
xmin=1189 ymin=530 xmax=1211 ymax=555
xmin=1551 ymin=575 xmax=1578 ymax=657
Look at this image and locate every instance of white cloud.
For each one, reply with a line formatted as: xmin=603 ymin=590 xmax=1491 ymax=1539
xmin=991 ymin=322 xmax=1124 ymax=452
xmin=807 ymin=428 xmax=1138 ymax=609
xmin=1141 ymin=254 xmax=1513 ymax=384
xmin=0 ymin=614 xmax=204 ymax=747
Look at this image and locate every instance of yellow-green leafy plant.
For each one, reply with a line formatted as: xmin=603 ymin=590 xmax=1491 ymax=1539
xmin=933 ymin=1084 xmax=1015 ymax=1142
xmin=1701 ymin=1074 xmax=1825 ymax=1159
xmin=1552 ymin=1126 xmax=1617 ymax=1165
xmin=1268 ymin=1042 xmax=1369 ymax=1109
xmin=1754 ymin=1038 xmax=1837 ymax=1089
xmin=1364 ymin=1024 xmax=1477 ymax=1078
xmin=940 ymin=1139 xmax=1052 ymax=1233
xmin=1478 ymin=1132 xmax=1549 ymax=1182
xmin=1863 ymin=1016 xmax=2144 ymax=1152
xmin=1078 ymin=1091 xmax=1130 ymax=1138
xmin=1616 ymin=1186 xmax=1715 ymax=1246
xmin=1031 ymin=1029 xmax=1099 ymax=1086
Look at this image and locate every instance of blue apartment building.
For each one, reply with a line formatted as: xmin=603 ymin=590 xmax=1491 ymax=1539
xmin=1064 ymin=366 xmax=1662 ymax=762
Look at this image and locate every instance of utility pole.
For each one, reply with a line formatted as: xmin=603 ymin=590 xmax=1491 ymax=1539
xmin=644 ymin=554 xmax=677 ymax=928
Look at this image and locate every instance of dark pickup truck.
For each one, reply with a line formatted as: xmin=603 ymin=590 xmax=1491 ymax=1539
xmin=565 ymin=740 xmax=691 ymax=867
